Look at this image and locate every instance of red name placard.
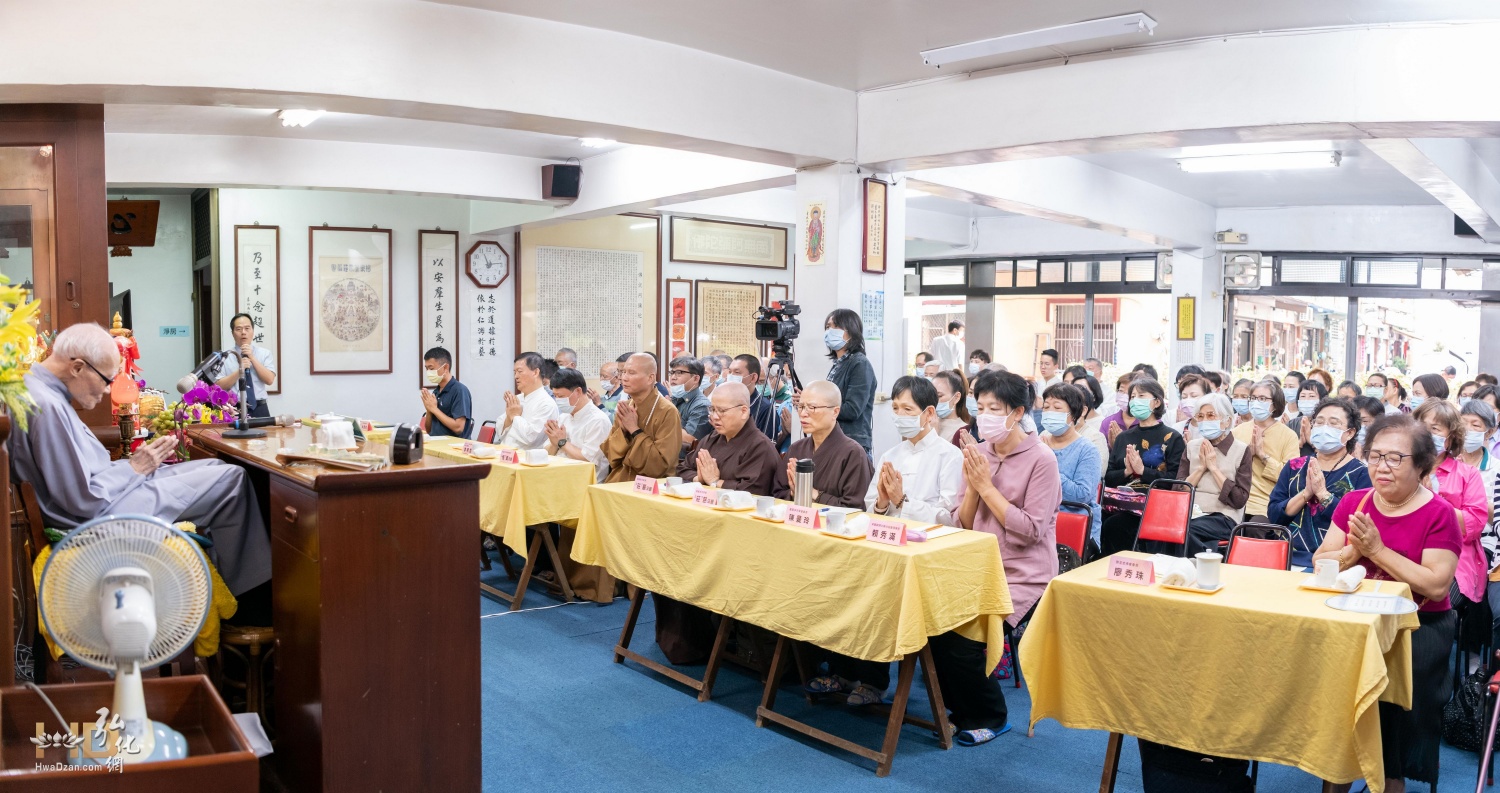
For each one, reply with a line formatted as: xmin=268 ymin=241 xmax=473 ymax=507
xmin=497 ymin=448 xmax=519 ymax=465
xmin=785 ymin=505 xmax=820 ymax=529
xmin=633 ymin=476 xmax=659 ymax=495
xmin=1107 ymin=555 xmax=1155 ymax=586
xmin=866 ymin=518 xmax=907 ymax=546
xmin=461 ymin=442 xmax=475 ymax=456
xmin=692 ymin=488 xmax=718 ymax=507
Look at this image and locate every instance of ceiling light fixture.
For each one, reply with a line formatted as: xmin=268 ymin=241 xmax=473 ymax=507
xmin=278 ymin=109 xmax=325 ymax=127
xmin=1177 ymin=151 xmax=1342 ymax=173
xmin=906 ymin=189 xmax=932 ymax=198
xmin=921 ymin=12 xmax=1156 ymax=67
xmin=579 ymin=138 xmax=617 ymax=148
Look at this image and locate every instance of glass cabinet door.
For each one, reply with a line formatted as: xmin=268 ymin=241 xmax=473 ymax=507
xmin=0 ymin=146 xmax=57 ymax=335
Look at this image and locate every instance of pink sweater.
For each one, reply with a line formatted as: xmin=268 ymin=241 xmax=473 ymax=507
xmin=956 ymin=433 xmax=1063 ymax=626
xmin=1434 ymin=455 xmax=1489 ymax=602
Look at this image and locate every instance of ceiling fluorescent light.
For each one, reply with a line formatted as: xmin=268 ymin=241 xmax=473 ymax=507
xmin=278 ymin=109 xmax=325 ymax=127
xmin=921 ymin=12 xmax=1156 ymax=67
xmin=906 ymin=189 xmax=932 ymax=198
xmin=1177 ymin=151 xmax=1341 ymax=173
xmin=1179 ymin=140 xmax=1334 ymax=159
xmin=579 ymin=138 xmax=616 ymax=148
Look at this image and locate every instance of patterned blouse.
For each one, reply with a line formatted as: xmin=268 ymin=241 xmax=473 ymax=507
xmin=1267 ymin=454 xmax=1372 ymax=566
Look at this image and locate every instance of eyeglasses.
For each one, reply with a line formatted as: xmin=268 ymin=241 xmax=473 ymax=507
xmin=75 ymin=358 xmax=114 ymax=387
xmin=1365 ymin=451 xmax=1412 ymax=470
xmin=1311 ymin=418 xmax=1347 ymax=429
xmin=669 ymin=369 xmax=694 ymax=377
xmin=1248 ymin=395 xmax=1275 ymax=403
xmin=708 ymin=404 xmax=747 ymax=416
xmin=798 ymin=403 xmax=836 ymax=414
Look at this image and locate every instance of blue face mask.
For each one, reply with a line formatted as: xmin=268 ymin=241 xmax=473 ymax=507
xmin=965 ymin=395 xmax=978 ymax=414
xmin=1459 ymin=396 xmax=1472 ymax=408
xmin=1310 ymin=425 xmax=1345 ymax=454
xmin=1249 ymin=400 xmax=1272 ymax=422
xmin=1409 ymin=395 xmax=1426 ymax=410
xmin=668 ymin=383 xmax=686 ymax=399
xmin=823 ymin=329 xmax=847 ymax=351
xmin=1197 ymin=420 xmax=1223 ymax=440
xmin=1356 ymin=426 xmax=1367 ymax=447
xmin=1283 ymin=386 xmax=1299 ymax=405
xmin=1040 ymin=411 xmax=1070 ymax=436
xmin=1231 ymin=398 xmax=1249 ymax=415
xmin=935 ymin=401 xmax=953 ymax=419
xmin=1464 ymin=429 xmax=1485 ymax=454
xmin=1431 ymin=432 xmax=1448 ymax=454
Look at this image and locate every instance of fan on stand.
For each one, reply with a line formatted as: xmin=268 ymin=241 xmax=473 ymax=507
xmin=38 ymin=514 xmax=211 ymax=765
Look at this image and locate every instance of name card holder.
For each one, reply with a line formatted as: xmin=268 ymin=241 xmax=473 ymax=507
xmin=497 ymin=448 xmax=519 ymax=465
xmin=359 ymin=419 xmax=376 ymax=433
xmin=461 ymin=442 xmax=475 ymax=456
xmin=785 ymin=505 xmax=821 ymax=529
xmin=866 ymin=518 xmax=907 ymax=546
xmin=633 ymin=476 xmax=660 ymax=495
xmin=692 ymin=488 xmax=718 ymax=507
xmin=1107 ymin=555 xmax=1155 ymax=586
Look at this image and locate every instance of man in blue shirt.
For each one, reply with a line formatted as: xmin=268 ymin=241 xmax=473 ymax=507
xmin=729 ymin=354 xmax=786 ymax=448
xmin=421 ymin=346 xmax=473 ymax=438
xmin=668 ymin=355 xmax=711 ymax=453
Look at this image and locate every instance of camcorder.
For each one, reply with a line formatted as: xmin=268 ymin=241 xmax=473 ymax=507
xmin=754 ymin=300 xmax=803 ymax=390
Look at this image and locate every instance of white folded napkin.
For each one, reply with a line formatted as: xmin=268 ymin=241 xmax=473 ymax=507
xmin=842 ymin=514 xmax=871 ymax=536
xmin=1334 ymin=565 xmax=1366 ymax=593
xmin=1152 ymin=555 xmax=1195 ymax=587
xmin=666 ymin=483 xmax=698 ymax=498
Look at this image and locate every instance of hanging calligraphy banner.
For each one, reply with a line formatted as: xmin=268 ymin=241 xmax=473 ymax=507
xmin=418 ymin=229 xmax=460 ymax=387
xmin=308 ymin=226 xmax=392 ymax=374
xmin=233 ymin=225 xmax=282 ymax=394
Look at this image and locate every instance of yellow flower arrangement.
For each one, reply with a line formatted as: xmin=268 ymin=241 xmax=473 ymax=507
xmin=0 ymin=275 xmax=43 ymax=430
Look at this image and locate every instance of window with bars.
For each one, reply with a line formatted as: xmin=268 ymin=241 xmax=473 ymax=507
xmin=1051 ymin=302 xmax=1118 ymax=366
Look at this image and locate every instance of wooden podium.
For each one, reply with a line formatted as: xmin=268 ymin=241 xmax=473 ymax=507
xmin=187 ymin=426 xmax=488 ymax=793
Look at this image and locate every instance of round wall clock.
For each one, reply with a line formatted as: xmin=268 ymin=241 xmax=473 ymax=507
xmin=465 ymin=241 xmax=509 ymax=288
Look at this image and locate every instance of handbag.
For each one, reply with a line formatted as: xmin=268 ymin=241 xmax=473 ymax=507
xmin=1444 ymin=667 xmax=1496 ymax=752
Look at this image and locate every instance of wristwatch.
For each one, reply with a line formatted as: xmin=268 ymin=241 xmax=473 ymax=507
xmin=557 ymin=438 xmax=569 ymax=450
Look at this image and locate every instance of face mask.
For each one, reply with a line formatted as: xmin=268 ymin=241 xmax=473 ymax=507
xmin=757 ymin=384 xmax=772 ymax=397
xmin=1310 ymin=425 xmax=1345 ymax=454
xmin=965 ymin=395 xmax=978 ymax=414
xmin=893 ymin=414 xmax=923 ymax=440
xmin=1115 ymin=392 xmax=1129 ymax=412
xmin=1297 ymin=398 xmax=1318 ymax=417
xmin=968 ymin=362 xmax=980 ymax=375
xmin=725 ymin=374 xmax=743 ymax=384
xmin=1040 ymin=411 xmax=1070 ymax=436
xmin=1128 ymin=398 xmax=1153 ymax=421
xmin=1178 ymin=397 xmax=1199 ymax=417
xmin=555 ymin=397 xmax=574 ymax=415
xmin=1464 ymin=429 xmax=1485 ymax=454
xmin=1459 ymin=396 xmax=1472 ymax=408
xmin=976 ymin=413 xmax=1013 ymax=444
xmin=1431 ymin=432 xmax=1447 ymax=454
xmin=1364 ymin=386 xmax=1383 ymax=400
xmin=935 ymin=401 xmax=953 ymax=419
xmin=1383 ymin=403 xmax=1398 ymax=416
xmin=1249 ymin=400 xmax=1272 ymax=422
xmin=1356 ymin=426 xmax=1367 ymax=447
xmin=669 ymin=384 xmax=686 ymax=398
xmin=823 ymin=329 xmax=847 ymax=351
xmin=1408 ymin=395 xmax=1425 ymax=410
xmin=1197 ymin=420 xmax=1223 ymax=441
xmin=1283 ymin=387 xmax=1299 ymax=405
xmin=424 ymin=369 xmax=442 ymax=386
xmin=1231 ymin=398 xmax=1249 ymax=415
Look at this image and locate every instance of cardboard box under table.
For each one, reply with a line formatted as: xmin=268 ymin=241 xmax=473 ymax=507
xmin=426 ymin=439 xmax=596 ymax=609
xmin=1019 ymin=552 xmax=1417 ymax=793
xmin=571 ymin=481 xmax=1013 ymax=776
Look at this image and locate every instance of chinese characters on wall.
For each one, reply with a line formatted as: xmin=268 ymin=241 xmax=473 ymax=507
xmin=234 ymin=225 xmax=281 ymax=393
xmin=419 ymin=230 xmax=459 ymax=385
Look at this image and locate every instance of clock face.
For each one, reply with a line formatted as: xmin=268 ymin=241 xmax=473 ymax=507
xmin=466 ymin=242 xmax=509 ymax=288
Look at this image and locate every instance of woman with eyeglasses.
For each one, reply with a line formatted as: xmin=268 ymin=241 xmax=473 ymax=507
xmin=1267 ymin=398 xmax=1371 ymax=567
xmin=1412 ymin=399 xmax=1489 ymax=623
xmin=1231 ymin=379 xmax=1301 ymax=523
xmin=1314 ymin=415 xmax=1459 ymax=792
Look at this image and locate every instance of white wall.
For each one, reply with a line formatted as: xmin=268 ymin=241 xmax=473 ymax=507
xmin=1215 ymin=206 xmax=1500 ymax=255
xmin=107 ymin=193 xmax=197 ymax=391
xmin=216 ymin=189 xmax=514 ymax=428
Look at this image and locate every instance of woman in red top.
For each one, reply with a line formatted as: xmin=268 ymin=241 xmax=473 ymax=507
xmin=1314 ymin=415 xmax=1460 ymax=793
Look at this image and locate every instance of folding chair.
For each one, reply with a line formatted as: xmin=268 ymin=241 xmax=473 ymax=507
xmin=1131 ymin=479 xmax=1194 ymax=556
xmin=477 ymin=420 xmax=497 ymax=444
xmin=1225 ymin=523 xmax=1291 ymax=571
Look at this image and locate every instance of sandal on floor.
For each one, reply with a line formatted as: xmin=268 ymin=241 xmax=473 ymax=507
xmin=804 ymin=675 xmax=851 ymax=695
xmin=955 ymin=723 xmax=1012 ymax=747
xmin=844 ymin=684 xmax=883 ymax=707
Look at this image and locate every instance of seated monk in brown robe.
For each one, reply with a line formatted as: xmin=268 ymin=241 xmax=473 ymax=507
xmin=773 ymin=380 xmax=873 ymax=509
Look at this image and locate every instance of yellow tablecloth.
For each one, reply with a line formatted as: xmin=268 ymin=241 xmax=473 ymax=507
xmin=571 ymin=482 xmax=1013 ymax=670
xmin=426 ymin=440 xmax=596 ymax=558
xmin=1019 ymin=553 xmax=1418 ymax=791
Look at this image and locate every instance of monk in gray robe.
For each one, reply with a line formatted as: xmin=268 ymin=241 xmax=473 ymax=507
xmin=9 ymin=323 xmax=271 ymax=596
xmin=773 ymin=380 xmax=873 ymax=509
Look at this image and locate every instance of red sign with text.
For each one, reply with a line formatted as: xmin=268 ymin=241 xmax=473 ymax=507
xmin=497 ymin=448 xmax=519 ymax=465
xmin=693 ymin=488 xmax=718 ymax=507
xmin=785 ymin=505 xmax=820 ymax=529
xmin=866 ymin=518 xmax=907 ymax=546
xmin=1107 ymin=556 xmax=1155 ymax=586
xmin=634 ymin=476 xmax=659 ymax=495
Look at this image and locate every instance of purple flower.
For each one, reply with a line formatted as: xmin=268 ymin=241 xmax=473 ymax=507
xmin=1289 ymin=457 xmax=1307 ymax=471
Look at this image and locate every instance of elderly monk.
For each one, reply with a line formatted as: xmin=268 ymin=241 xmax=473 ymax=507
xmin=560 ymin=353 xmax=680 ymax=602
xmin=677 ymin=382 xmax=780 ymax=494
xmin=774 ymin=380 xmax=872 ymax=509
xmin=10 ymin=323 xmax=271 ymax=596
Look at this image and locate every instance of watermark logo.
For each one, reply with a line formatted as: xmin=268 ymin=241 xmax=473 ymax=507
xmin=31 ymin=707 xmax=140 ymax=772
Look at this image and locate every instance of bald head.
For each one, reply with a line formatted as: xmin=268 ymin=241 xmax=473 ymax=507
xmin=799 ymin=380 xmax=842 ymax=439
xmin=43 ymin=322 xmax=120 ymax=410
xmin=620 ymin=352 xmax=659 ymax=397
xmin=803 ymin=380 xmax=841 ymax=408
xmin=709 ymin=382 xmax=751 ymax=438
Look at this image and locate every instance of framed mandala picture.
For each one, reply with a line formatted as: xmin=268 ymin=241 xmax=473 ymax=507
xmin=309 ymin=226 xmax=393 ymax=374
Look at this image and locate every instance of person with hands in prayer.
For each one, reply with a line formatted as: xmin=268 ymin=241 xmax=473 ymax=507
xmin=774 ymin=380 xmax=872 ymax=509
xmin=542 ymin=367 xmax=610 ymax=482
xmin=499 ymin=352 xmax=559 ymax=449
xmin=677 ymin=382 xmax=780 ymax=495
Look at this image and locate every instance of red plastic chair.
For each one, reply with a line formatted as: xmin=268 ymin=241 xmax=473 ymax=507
xmin=1225 ymin=523 xmax=1291 ymax=570
xmin=1132 ymin=479 xmax=1194 ymax=556
xmin=1056 ymin=500 xmax=1093 ymax=560
xmin=477 ymin=421 xmax=497 ymax=444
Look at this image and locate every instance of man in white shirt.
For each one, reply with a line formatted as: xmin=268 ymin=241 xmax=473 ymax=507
xmin=214 ymin=312 xmax=278 ymax=418
xmin=929 ymin=321 xmax=965 ymax=373
xmin=865 ymin=376 xmax=964 ymax=526
xmin=499 ymin=352 xmax=559 ymax=449
xmin=543 ymin=367 xmax=610 ymax=482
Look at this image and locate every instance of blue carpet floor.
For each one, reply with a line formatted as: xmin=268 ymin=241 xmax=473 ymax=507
xmin=478 ymin=569 xmax=1480 ymax=792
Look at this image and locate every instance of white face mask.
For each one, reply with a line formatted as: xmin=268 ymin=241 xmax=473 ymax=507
xmin=726 ymin=374 xmax=743 ymax=384
xmin=893 ymin=414 xmax=924 ymax=439
xmin=555 ymin=396 xmax=574 ymax=415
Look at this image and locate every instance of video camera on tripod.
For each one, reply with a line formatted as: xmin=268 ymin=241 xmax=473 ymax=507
xmin=754 ymin=300 xmax=803 ymax=390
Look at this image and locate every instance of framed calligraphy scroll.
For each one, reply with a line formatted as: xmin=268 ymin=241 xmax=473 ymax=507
xmin=862 ymin=178 xmax=888 ymax=274
xmin=666 ymin=279 xmax=693 ymax=359
xmin=233 ymin=225 xmax=282 ymax=394
xmin=694 ymin=280 xmax=763 ymax=359
xmin=309 ymin=226 xmax=392 ymax=374
xmin=418 ymin=229 xmax=459 ymax=387
xmin=669 ymin=217 xmax=788 ymax=270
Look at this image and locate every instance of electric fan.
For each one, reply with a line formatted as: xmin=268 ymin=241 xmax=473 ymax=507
xmin=38 ymin=514 xmax=211 ymax=765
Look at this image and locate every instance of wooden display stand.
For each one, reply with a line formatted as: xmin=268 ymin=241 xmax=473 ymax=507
xmin=0 ymin=676 xmax=257 ymax=791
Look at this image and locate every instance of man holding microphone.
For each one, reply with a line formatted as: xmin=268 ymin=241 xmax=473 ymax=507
xmin=214 ymin=312 xmax=278 ymax=418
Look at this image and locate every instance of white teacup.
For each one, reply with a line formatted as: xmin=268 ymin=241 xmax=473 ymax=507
xmin=664 ymin=476 xmax=684 ymax=488
xmin=825 ymin=510 xmax=846 ymax=534
xmin=1194 ymin=551 xmax=1223 ymax=589
xmin=1314 ymin=559 xmax=1339 ymax=588
xmin=755 ymin=496 xmax=776 ymax=517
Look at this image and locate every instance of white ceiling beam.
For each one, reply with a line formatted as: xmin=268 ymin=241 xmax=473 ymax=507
xmin=1360 ymin=139 xmax=1500 ymax=243
xmin=905 ymin=208 xmax=973 ymax=247
xmin=910 ymin=157 xmax=1215 ymax=251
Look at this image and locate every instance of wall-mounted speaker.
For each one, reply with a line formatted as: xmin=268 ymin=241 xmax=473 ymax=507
xmin=542 ymin=164 xmax=582 ymax=202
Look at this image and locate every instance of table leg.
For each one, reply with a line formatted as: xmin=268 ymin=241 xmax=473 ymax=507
xmin=697 ymin=616 xmax=734 ymax=703
xmin=538 ymin=526 xmax=575 ymax=603
xmin=497 ymin=536 xmax=519 ymax=579
xmin=755 ymin=635 xmax=790 ymax=727
xmin=791 ymin=642 xmax=814 ymax=704
xmin=1098 ymin=732 xmax=1123 ymax=793
xmin=873 ymin=655 xmax=918 ymax=777
xmin=504 ymin=531 xmax=546 ymax=611
xmin=479 ymin=538 xmax=491 ymax=571
xmin=1320 ymin=782 xmax=1337 ymax=793
xmin=918 ymin=645 xmax=951 ymax=750
xmin=613 ymin=585 xmax=646 ymax=664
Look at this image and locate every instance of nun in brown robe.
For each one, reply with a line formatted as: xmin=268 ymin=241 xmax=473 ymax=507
xmin=772 ymin=380 xmax=873 ymax=509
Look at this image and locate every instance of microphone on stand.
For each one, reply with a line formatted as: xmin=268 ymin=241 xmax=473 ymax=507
xmin=244 ymin=414 xmax=296 ymax=429
xmin=176 ymin=350 xmax=235 ymax=394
